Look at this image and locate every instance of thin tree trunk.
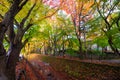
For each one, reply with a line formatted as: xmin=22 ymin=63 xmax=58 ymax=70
xmin=108 ymin=39 xmax=120 ymax=55
xmin=78 ymin=38 xmax=82 ymax=53
xmin=62 ymin=36 xmax=65 ymax=56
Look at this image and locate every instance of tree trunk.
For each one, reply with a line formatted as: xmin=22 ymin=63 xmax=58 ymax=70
xmin=78 ymin=37 xmax=83 ymax=54
xmin=0 ymin=55 xmax=8 ymax=80
xmin=62 ymin=36 xmax=65 ymax=56
xmin=0 ymin=23 xmax=8 ymax=80
xmin=5 ymin=43 xmax=22 ymax=80
xmin=0 ymin=0 xmax=31 ymax=80
xmin=108 ymin=39 xmax=120 ymax=55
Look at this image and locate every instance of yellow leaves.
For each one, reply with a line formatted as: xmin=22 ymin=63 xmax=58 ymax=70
xmin=30 ymin=0 xmax=38 ymax=3
xmin=87 ymin=34 xmax=98 ymax=41
xmin=84 ymin=1 xmax=94 ymax=9
xmin=80 ymin=0 xmax=94 ymax=13
xmin=0 ymin=0 xmax=10 ymax=15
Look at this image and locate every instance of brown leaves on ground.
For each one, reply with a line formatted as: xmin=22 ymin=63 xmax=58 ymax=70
xmin=16 ymin=54 xmax=120 ymax=80
xmin=16 ymin=59 xmax=44 ymax=80
xmin=16 ymin=59 xmax=69 ymax=80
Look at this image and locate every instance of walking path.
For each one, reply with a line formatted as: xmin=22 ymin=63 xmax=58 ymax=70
xmin=30 ymin=60 xmax=71 ymax=80
xmin=16 ymin=59 xmax=71 ymax=80
xmin=16 ymin=55 xmax=120 ymax=80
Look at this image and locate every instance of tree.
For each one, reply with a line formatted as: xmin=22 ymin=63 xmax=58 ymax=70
xmin=0 ymin=0 xmax=62 ymax=79
xmin=40 ymin=0 xmax=94 ymax=57
xmin=0 ymin=0 xmax=29 ymax=80
xmin=94 ymin=0 xmax=120 ymax=55
xmin=61 ymin=0 xmax=94 ymax=56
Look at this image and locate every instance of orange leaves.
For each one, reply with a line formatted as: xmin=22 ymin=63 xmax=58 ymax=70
xmin=54 ymin=0 xmax=94 ymax=26
xmin=16 ymin=60 xmax=43 ymax=80
xmin=41 ymin=0 xmax=94 ymax=26
xmin=60 ymin=0 xmax=75 ymax=14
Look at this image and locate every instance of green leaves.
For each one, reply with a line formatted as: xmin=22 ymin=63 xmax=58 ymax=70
xmin=113 ymin=33 xmax=120 ymax=48
xmin=101 ymin=0 xmax=107 ymax=2
xmin=93 ymin=36 xmax=108 ymax=47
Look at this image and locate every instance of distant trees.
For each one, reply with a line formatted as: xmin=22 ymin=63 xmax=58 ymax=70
xmin=28 ymin=0 xmax=120 ymax=57
xmin=37 ymin=13 xmax=76 ymax=56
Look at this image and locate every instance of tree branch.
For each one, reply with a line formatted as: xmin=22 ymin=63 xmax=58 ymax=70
xmin=14 ymin=19 xmax=20 ymax=28
xmin=22 ymin=38 xmax=29 ymax=48
xmin=0 ymin=14 xmax=3 ymax=19
xmin=7 ymin=23 xmax=16 ymax=44
xmin=106 ymin=1 xmax=119 ymax=19
xmin=20 ymin=2 xmax=36 ymax=28
xmin=23 ymin=23 xmax=33 ymax=32
xmin=95 ymin=1 xmax=111 ymax=30
xmin=38 ymin=8 xmax=59 ymax=21
xmin=4 ymin=35 xmax=10 ymax=43
xmin=19 ymin=0 xmax=28 ymax=10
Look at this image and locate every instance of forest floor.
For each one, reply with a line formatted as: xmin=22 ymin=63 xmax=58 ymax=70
xmin=16 ymin=59 xmax=72 ymax=80
xmin=16 ymin=54 xmax=120 ymax=80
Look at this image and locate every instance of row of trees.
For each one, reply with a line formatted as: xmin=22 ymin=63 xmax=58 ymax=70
xmin=29 ymin=0 xmax=120 ymax=56
xmin=0 ymin=0 xmax=120 ymax=80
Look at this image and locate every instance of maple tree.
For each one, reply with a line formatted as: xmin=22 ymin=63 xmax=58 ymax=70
xmin=60 ymin=0 xmax=94 ymax=56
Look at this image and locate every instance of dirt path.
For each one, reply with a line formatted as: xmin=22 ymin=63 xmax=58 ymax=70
xmin=16 ymin=59 xmax=70 ymax=80
xmin=16 ymin=59 xmax=44 ymax=80
xmin=16 ymin=55 xmax=120 ymax=80
xmin=30 ymin=60 xmax=71 ymax=80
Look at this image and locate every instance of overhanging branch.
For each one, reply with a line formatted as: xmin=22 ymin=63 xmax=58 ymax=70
xmin=38 ymin=8 xmax=59 ymax=21
xmin=20 ymin=3 xmax=36 ymax=28
xmin=23 ymin=23 xmax=33 ymax=32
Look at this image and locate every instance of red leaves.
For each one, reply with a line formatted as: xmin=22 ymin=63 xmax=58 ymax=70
xmin=42 ymin=0 xmax=94 ymax=27
xmin=16 ymin=60 xmax=43 ymax=80
xmin=43 ymin=0 xmax=61 ymax=8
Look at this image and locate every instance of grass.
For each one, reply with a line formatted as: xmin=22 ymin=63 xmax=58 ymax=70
xmin=29 ymin=54 xmax=120 ymax=80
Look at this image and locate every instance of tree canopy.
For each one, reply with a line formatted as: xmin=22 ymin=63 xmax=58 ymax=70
xmin=0 ymin=0 xmax=120 ymax=80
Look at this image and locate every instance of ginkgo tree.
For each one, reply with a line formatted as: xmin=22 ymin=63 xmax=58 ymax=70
xmin=36 ymin=12 xmax=76 ymax=56
xmin=0 ymin=0 xmax=62 ymax=80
